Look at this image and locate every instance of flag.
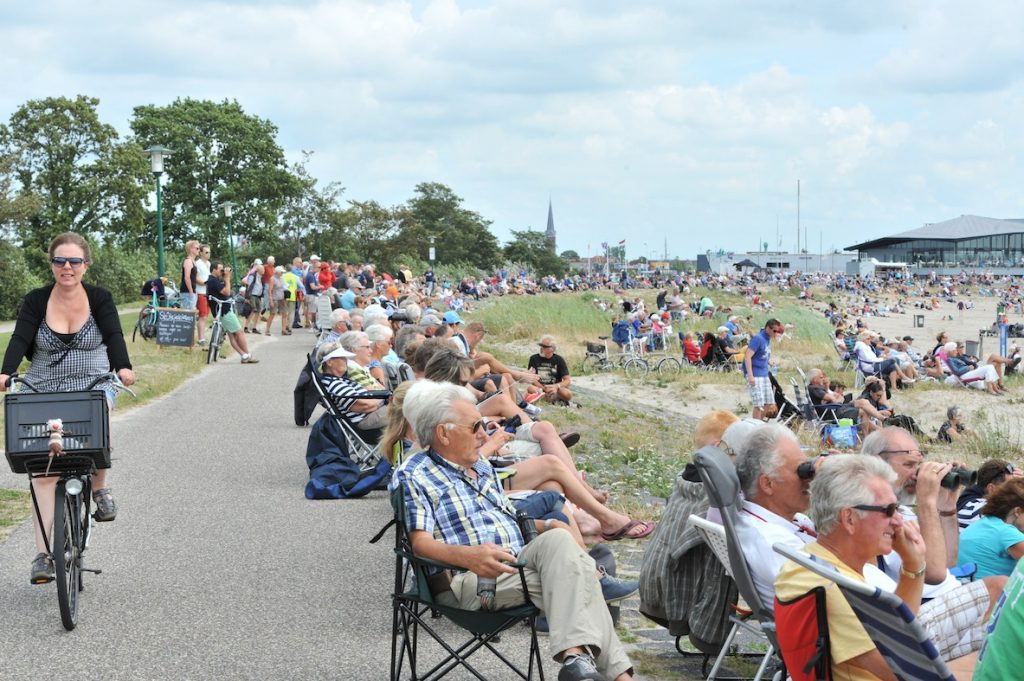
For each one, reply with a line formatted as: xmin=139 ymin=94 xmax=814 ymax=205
xmin=601 ymin=241 xmax=608 ymax=250
xmin=618 ymin=239 xmax=626 ymax=246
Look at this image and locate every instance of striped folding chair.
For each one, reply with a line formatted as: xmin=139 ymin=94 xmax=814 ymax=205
xmin=772 ymin=543 xmax=955 ymax=681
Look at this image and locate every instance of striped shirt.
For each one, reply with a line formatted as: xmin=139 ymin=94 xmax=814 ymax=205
xmin=391 ymin=448 xmax=523 ymax=567
xmin=320 ymin=373 xmax=372 ymax=423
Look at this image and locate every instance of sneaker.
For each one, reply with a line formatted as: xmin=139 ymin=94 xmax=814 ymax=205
xmin=197 ymin=338 xmax=208 ymax=347
xmin=559 ymin=652 xmax=605 ymax=681
xmin=30 ymin=552 xmax=54 ymax=584
xmin=241 ymin=355 xmax=260 ymax=364
xmin=93 ymin=488 xmax=118 ymax=522
xmin=535 ymin=614 xmax=549 ymax=634
xmin=523 ymin=403 xmax=542 ymax=418
xmin=599 ymin=567 xmax=638 ymax=602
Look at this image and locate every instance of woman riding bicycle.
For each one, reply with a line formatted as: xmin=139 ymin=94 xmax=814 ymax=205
xmin=0 ymin=232 xmax=136 ymax=584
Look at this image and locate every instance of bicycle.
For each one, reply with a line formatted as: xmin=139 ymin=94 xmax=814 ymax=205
xmin=3 ymin=372 xmax=135 ymax=630
xmin=580 ymin=336 xmax=649 ymax=378
xmin=132 ymin=279 xmax=180 ymax=342
xmin=206 ymin=294 xmax=239 ymax=364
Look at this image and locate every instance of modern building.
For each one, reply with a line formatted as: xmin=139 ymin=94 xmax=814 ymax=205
xmin=848 ymin=214 xmax=1024 ymax=274
xmin=697 ymin=250 xmax=857 ymax=275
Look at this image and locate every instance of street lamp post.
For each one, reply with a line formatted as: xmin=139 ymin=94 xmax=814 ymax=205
xmin=221 ymin=201 xmax=240 ymax=275
xmin=144 ymin=145 xmax=173 ymax=278
xmin=428 ymin=235 xmax=436 ymax=263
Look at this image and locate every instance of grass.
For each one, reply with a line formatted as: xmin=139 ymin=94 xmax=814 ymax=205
xmin=0 ymin=489 xmax=31 ymax=543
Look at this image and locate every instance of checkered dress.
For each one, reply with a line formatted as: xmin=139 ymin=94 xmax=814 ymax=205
xmin=23 ymin=316 xmax=116 ymax=396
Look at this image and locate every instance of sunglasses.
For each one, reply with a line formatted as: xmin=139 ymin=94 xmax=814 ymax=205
xmin=539 ymin=344 xmax=553 ymax=349
xmin=446 ymin=420 xmax=484 ymax=434
xmin=853 ymin=503 xmax=900 ymax=518
xmin=50 ymin=257 xmax=86 ymax=268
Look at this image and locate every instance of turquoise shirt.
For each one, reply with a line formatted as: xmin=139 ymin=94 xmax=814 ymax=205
xmin=958 ymin=515 xmax=1024 ymax=578
xmin=975 ymin=557 xmax=1024 ymax=680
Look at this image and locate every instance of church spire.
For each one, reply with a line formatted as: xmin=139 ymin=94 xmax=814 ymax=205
xmin=545 ymin=198 xmax=556 ymax=252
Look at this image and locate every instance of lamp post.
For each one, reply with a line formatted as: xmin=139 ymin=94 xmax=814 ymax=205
xmin=221 ymin=201 xmax=240 ymax=275
xmin=428 ymin=235 xmax=436 ymax=263
xmin=144 ymin=145 xmax=173 ymax=277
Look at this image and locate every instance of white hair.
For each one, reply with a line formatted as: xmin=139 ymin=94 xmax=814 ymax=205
xmin=366 ymin=324 xmax=393 ymax=343
xmin=735 ymin=424 xmax=800 ymax=499
xmin=339 ymin=330 xmax=368 ymax=353
xmin=810 ymin=455 xmax=895 ymax=535
xmin=404 ymin=381 xmax=477 ymax=448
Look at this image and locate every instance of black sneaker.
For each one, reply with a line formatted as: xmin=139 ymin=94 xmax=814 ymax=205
xmin=559 ymin=652 xmax=605 ymax=681
xmin=30 ymin=552 xmax=54 ymax=584
xmin=93 ymin=488 xmax=118 ymax=522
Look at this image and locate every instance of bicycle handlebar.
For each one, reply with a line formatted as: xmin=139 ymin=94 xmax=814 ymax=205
xmin=7 ymin=372 xmax=137 ymax=398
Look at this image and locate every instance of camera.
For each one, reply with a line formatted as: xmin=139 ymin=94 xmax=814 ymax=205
xmin=502 ymin=414 xmax=522 ymax=433
xmin=940 ymin=468 xmax=977 ymax=490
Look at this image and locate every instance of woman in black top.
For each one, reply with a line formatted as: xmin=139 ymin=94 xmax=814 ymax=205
xmin=0 ymin=232 xmax=135 ymax=584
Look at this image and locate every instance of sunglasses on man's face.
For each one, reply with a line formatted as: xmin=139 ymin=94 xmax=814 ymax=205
xmin=853 ymin=503 xmax=900 ymax=518
xmin=50 ymin=257 xmax=86 ymax=268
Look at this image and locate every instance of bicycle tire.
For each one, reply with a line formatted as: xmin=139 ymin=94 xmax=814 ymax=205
xmin=207 ymin=324 xmax=222 ymax=364
xmin=622 ymin=358 xmax=649 ymax=379
xmin=657 ymin=356 xmax=682 ymax=376
xmin=580 ymin=354 xmax=601 ymax=375
xmin=53 ymin=481 xmax=81 ymax=630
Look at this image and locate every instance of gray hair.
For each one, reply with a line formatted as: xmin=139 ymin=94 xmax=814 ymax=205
xmin=403 ymin=303 xmax=421 ymax=323
xmin=366 ymin=324 xmax=393 ymax=344
xmin=806 ymin=368 xmax=824 ymax=382
xmin=860 ymin=426 xmax=912 ymax=461
xmin=538 ymin=334 xmax=557 ymax=349
xmin=395 ymin=324 xmax=425 ymax=358
xmin=735 ymin=424 xmax=800 ymax=499
xmin=364 ymin=308 xmax=390 ymax=328
xmin=339 ymin=330 xmax=368 ymax=354
xmin=810 ymin=455 xmax=895 ymax=535
xmin=403 ymin=380 xmax=477 ymax=448
xmin=329 ymin=308 xmax=351 ymax=327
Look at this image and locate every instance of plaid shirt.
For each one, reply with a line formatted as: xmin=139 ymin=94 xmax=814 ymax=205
xmin=391 ymin=448 xmax=523 ymax=565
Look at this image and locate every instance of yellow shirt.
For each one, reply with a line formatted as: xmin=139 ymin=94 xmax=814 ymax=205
xmin=775 ymin=542 xmax=881 ymax=681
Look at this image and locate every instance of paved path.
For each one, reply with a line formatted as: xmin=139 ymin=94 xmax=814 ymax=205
xmin=0 ymin=331 xmax=586 ymax=680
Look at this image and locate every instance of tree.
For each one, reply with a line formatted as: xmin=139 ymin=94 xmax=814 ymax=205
xmin=130 ymin=98 xmax=303 ymax=252
xmin=3 ymin=95 xmax=148 ymax=259
xmin=503 ymin=229 xmax=568 ymax=277
xmin=559 ymin=249 xmax=580 ymax=260
xmin=275 ymin=151 xmax=345 ymax=259
xmin=406 ymin=182 xmax=499 ymax=270
xmin=332 ymin=200 xmax=426 ymax=270
xmin=0 ymin=145 xmax=42 ymax=240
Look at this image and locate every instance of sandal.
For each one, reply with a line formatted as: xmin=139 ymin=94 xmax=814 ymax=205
xmin=600 ymin=519 xmax=655 ymax=541
xmin=93 ymin=488 xmax=118 ymax=522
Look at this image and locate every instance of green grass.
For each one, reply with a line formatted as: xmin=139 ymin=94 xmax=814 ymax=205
xmin=0 ymin=489 xmax=31 ymax=543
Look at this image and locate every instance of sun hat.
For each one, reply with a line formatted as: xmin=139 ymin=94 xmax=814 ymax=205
xmin=320 ymin=346 xmax=355 ymax=365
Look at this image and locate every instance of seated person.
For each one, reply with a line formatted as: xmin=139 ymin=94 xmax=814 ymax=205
xmin=527 ymin=335 xmax=574 ymax=405
xmin=937 ymin=405 xmax=974 ymax=443
xmin=391 ymin=380 xmax=636 ymax=681
xmin=713 ymin=326 xmax=742 ymax=364
xmin=958 ymin=478 xmax=1024 ymax=578
xmin=941 ymin=342 xmax=1003 ymax=395
xmin=680 ymin=332 xmax=701 ymax=363
xmin=833 ymin=328 xmax=851 ymax=360
xmin=317 ymin=342 xmax=389 ymax=431
xmin=806 ymin=368 xmax=859 ymax=421
xmin=856 ymin=378 xmax=893 ymax=434
xmin=854 ymin=331 xmax=916 ymax=387
xmin=957 ymin=459 xmax=1019 ymax=528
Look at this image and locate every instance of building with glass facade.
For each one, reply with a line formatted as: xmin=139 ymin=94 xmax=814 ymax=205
xmin=849 ymin=214 xmax=1024 ymax=271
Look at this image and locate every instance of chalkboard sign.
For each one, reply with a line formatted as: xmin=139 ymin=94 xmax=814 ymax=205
xmin=155 ymin=308 xmax=197 ymax=347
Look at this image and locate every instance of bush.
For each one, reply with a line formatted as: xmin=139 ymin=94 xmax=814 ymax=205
xmin=86 ymin=245 xmax=159 ymax=304
xmin=0 ymin=240 xmax=43 ymax=318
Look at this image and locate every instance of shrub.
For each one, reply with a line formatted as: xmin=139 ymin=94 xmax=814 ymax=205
xmin=0 ymin=240 xmax=43 ymax=318
xmin=86 ymin=245 xmax=159 ymax=304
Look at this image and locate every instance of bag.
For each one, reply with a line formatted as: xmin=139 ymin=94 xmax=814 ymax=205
xmin=283 ymin=288 xmax=292 ymax=300
xmin=823 ymin=423 xmax=858 ymax=449
xmin=884 ymin=414 xmax=925 ymax=437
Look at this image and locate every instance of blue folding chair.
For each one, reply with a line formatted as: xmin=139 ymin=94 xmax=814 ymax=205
xmin=772 ymin=543 xmax=955 ymax=681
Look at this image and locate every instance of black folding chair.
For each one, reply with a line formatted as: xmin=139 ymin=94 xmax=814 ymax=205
xmin=375 ymin=488 xmax=546 ymax=680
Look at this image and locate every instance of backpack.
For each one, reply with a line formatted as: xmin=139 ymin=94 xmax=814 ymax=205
xmin=883 ymin=414 xmax=926 ymax=438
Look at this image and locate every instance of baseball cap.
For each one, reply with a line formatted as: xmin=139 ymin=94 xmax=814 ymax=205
xmin=349 ymin=279 xmax=363 ymax=289
xmin=310 ymin=254 xmax=321 ymax=261
xmin=443 ymin=311 xmax=464 ymax=325
xmin=253 ymin=258 xmax=263 ymax=266
xmin=320 ymin=346 xmax=355 ymax=365
xmin=421 ymin=314 xmax=443 ymax=327
xmin=274 ymin=265 xmax=285 ymax=273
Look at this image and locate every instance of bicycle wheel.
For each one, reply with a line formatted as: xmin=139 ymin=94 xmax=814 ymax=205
xmin=53 ymin=481 xmax=81 ymax=630
xmin=580 ymin=354 xmax=601 ymax=375
xmin=623 ymin=358 xmax=649 ymax=379
xmin=207 ymin=323 xmax=222 ymax=364
xmin=657 ymin=357 xmax=682 ymax=376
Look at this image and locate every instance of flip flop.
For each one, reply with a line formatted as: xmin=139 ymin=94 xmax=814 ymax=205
xmin=600 ymin=519 xmax=655 ymax=541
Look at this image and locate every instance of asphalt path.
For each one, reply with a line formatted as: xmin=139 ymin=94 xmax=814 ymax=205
xmin=0 ymin=331 xmax=561 ymax=680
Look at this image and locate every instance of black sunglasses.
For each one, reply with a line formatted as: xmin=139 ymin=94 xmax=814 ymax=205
xmin=446 ymin=419 xmax=484 ymax=434
xmin=853 ymin=503 xmax=900 ymax=518
xmin=50 ymin=256 xmax=86 ymax=268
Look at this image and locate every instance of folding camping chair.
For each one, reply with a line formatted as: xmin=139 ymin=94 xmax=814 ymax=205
xmin=767 ymin=373 xmax=800 ymax=428
xmin=772 ymin=543 xmax=956 ymax=681
xmin=307 ymin=353 xmax=390 ymax=473
xmin=379 ymin=488 xmax=546 ymax=681
xmin=693 ymin=446 xmax=785 ymax=681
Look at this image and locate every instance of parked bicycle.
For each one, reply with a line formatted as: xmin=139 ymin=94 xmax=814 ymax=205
xmin=205 ymin=294 xmax=240 ymax=364
xmin=132 ymin=277 xmax=180 ymax=342
xmin=4 ymin=372 xmax=135 ymax=630
xmin=580 ymin=336 xmax=649 ymax=378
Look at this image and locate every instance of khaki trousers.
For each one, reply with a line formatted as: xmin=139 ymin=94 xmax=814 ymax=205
xmin=439 ymin=528 xmax=632 ymax=679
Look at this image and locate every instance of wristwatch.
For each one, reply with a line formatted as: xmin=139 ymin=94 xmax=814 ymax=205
xmin=900 ymin=564 xmax=926 ymax=579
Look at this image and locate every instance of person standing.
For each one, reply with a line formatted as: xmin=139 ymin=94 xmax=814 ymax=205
xmin=179 ymin=240 xmax=200 ymax=314
xmin=243 ymin=258 xmax=265 ymax=334
xmin=0 ymin=232 xmax=136 ymax=583
xmin=264 ymin=266 xmax=287 ymax=336
xmin=206 ymin=262 xmax=259 ymax=364
xmin=303 ymin=255 xmax=322 ymax=330
xmin=743 ymin=318 xmax=783 ymax=420
xmin=281 ymin=263 xmax=299 ymax=336
xmin=195 ymin=244 xmax=211 ymax=345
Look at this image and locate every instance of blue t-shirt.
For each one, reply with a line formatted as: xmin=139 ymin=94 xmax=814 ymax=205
xmin=744 ymin=328 xmax=772 ymax=377
xmin=959 ymin=515 xmax=1024 ymax=578
xmin=340 ymin=289 xmax=357 ymax=310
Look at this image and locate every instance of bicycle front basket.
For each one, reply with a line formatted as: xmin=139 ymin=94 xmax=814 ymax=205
xmin=586 ymin=342 xmax=604 ymax=354
xmin=4 ymin=391 xmax=111 ymax=474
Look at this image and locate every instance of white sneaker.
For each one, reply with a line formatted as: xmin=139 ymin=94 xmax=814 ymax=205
xmin=523 ymin=404 xmax=542 ymax=417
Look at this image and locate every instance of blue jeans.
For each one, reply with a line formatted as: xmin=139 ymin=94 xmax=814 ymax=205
xmin=179 ymin=292 xmax=198 ymax=310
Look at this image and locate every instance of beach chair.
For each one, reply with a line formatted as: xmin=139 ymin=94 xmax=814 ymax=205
xmin=693 ymin=446 xmax=785 ymax=681
xmin=772 ymin=543 xmax=956 ymax=681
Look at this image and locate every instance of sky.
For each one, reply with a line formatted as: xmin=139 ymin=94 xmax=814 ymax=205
xmin=4 ymin=0 xmax=1024 ymax=260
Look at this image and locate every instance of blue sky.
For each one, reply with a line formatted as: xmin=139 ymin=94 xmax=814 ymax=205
xmin=4 ymin=0 xmax=1024 ymax=259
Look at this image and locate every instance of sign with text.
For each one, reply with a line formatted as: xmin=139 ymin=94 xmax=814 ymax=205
xmin=155 ymin=308 xmax=196 ymax=348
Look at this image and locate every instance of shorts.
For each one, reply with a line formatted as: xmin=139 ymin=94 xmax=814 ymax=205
xmin=179 ymin=292 xmax=198 ymax=310
xmin=247 ymin=295 xmax=262 ymax=314
xmin=304 ymin=296 xmax=318 ymax=312
xmin=268 ymin=298 xmax=288 ymax=314
xmin=748 ymin=375 xmax=773 ymax=407
xmin=222 ymin=311 xmax=242 ymax=334
xmin=196 ymin=293 xmax=210 ymax=318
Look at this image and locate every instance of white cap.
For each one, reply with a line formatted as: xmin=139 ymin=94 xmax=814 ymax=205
xmin=320 ymin=346 xmax=355 ymax=364
xmin=310 ymin=254 xmax=321 ymax=261
xmin=253 ymin=258 xmax=263 ymax=266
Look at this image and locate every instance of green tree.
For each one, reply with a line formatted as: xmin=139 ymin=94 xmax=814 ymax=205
xmin=504 ymin=229 xmax=568 ymax=277
xmin=559 ymin=249 xmax=580 ymax=260
xmin=130 ymin=98 xmax=303 ymax=251
xmin=3 ymin=95 xmax=149 ymax=260
xmin=0 ymin=145 xmax=42 ymax=240
xmin=406 ymin=182 xmax=499 ymax=270
xmin=0 ymin=239 xmax=43 ymax=318
xmin=332 ymin=200 xmax=428 ymax=271
xmin=274 ymin=151 xmax=345 ymax=260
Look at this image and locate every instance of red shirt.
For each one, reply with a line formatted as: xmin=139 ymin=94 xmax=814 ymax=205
xmin=318 ymin=269 xmax=336 ymax=290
